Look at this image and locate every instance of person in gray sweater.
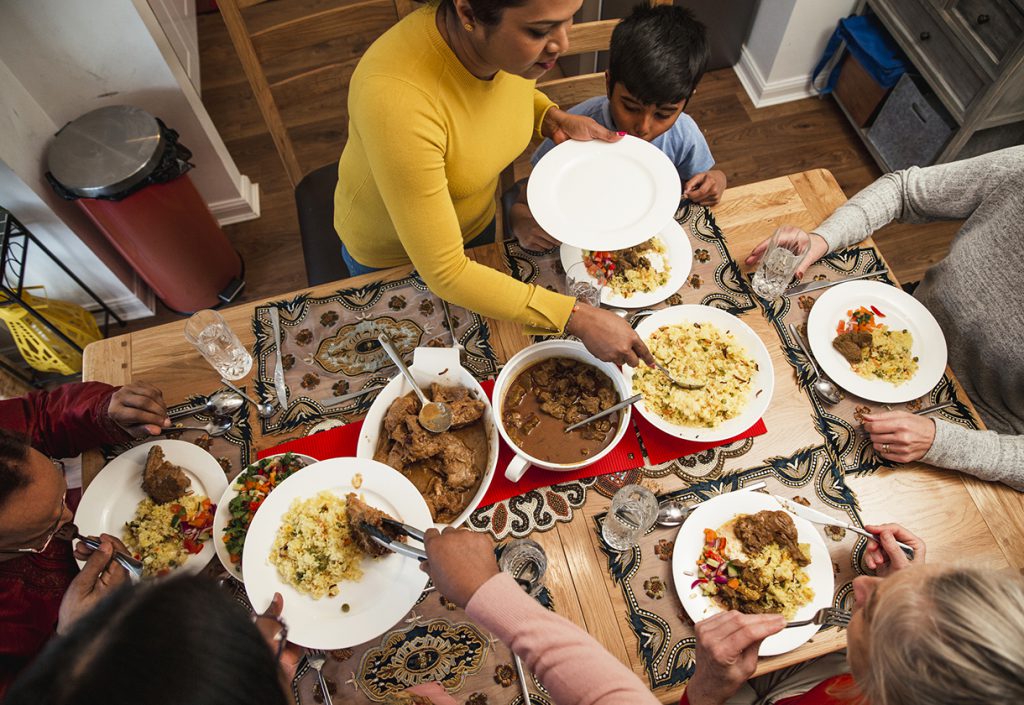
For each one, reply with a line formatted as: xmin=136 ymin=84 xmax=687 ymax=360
xmin=746 ymin=146 xmax=1024 ymax=491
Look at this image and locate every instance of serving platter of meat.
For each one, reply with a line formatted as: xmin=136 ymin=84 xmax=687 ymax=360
xmin=357 ymin=347 xmax=498 ymax=526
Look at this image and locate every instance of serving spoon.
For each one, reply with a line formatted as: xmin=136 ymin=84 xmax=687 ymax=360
xmin=788 ymin=323 xmax=842 ymax=405
xmin=378 ymin=333 xmax=453 ymax=433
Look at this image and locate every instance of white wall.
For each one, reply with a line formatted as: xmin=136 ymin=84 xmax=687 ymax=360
xmin=0 ymin=0 xmax=260 ymax=320
xmin=735 ymin=0 xmax=859 ymax=107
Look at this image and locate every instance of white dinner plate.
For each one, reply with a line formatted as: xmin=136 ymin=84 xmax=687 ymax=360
xmin=806 ymin=281 xmax=947 ymax=403
xmin=527 ymin=136 xmax=682 ymax=250
xmin=623 ymin=305 xmax=774 ymax=442
xmin=559 ymin=219 xmax=693 ymax=308
xmin=212 ymin=453 xmax=318 ymax=579
xmin=75 ymin=439 xmax=228 ymax=575
xmin=671 ymin=491 xmax=834 ymax=656
xmin=242 ymin=458 xmax=432 ymax=649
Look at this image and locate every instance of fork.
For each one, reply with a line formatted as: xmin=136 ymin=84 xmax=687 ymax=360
xmin=60 ymin=524 xmax=144 ymax=582
xmin=785 ymin=607 xmax=852 ymax=629
xmin=306 ymin=649 xmax=333 ymax=705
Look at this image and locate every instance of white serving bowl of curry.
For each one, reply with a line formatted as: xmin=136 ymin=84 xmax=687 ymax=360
xmin=494 ymin=339 xmax=632 ymax=482
xmin=356 ymin=346 xmax=498 ymax=528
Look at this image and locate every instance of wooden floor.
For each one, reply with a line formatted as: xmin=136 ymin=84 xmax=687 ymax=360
xmin=126 ymin=9 xmax=959 ymax=332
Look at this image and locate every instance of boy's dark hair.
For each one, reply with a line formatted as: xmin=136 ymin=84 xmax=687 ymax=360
xmin=6 ymin=576 xmax=289 ymax=705
xmin=609 ymin=3 xmax=710 ymax=105
xmin=0 ymin=428 xmax=30 ymax=511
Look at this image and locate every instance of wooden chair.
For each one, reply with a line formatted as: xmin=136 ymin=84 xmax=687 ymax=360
xmin=218 ymin=0 xmax=417 ymax=286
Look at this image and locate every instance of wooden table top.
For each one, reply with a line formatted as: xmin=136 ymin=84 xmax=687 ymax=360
xmin=83 ymin=169 xmax=1024 ymax=702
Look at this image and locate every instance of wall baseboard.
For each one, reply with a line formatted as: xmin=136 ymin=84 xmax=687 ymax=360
xmin=209 ymin=174 xmax=261 ymax=226
xmin=733 ymin=44 xmax=818 ymax=108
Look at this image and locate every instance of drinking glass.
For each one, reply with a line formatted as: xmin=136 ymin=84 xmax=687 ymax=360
xmin=498 ymin=538 xmax=548 ymax=596
xmin=602 ymin=484 xmax=658 ymax=551
xmin=751 ymin=227 xmax=810 ymax=300
xmin=184 ymin=309 xmax=253 ymax=380
xmin=565 ymin=262 xmax=603 ymax=307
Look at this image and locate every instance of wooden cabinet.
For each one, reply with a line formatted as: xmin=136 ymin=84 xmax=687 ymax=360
xmin=844 ymin=0 xmax=1024 ymax=168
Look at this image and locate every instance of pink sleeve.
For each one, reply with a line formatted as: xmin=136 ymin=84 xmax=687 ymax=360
xmin=465 ymin=573 xmax=660 ymax=705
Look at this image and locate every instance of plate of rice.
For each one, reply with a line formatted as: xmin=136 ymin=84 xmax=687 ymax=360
xmin=672 ymin=491 xmax=834 ymax=656
xmin=242 ymin=458 xmax=432 ymax=649
xmin=807 ymin=281 xmax=947 ymax=403
xmin=623 ymin=305 xmax=774 ymax=441
xmin=560 ymin=219 xmax=692 ymax=308
xmin=75 ymin=440 xmax=227 ymax=577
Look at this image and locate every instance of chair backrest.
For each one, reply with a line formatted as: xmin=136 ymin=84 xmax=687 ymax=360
xmin=218 ymin=0 xmax=417 ymax=189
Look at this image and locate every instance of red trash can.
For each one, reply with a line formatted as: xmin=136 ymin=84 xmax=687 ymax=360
xmin=46 ymin=105 xmax=244 ymax=313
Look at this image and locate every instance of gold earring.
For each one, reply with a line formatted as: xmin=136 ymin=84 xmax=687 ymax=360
xmin=464 ymin=22 xmax=474 ymax=31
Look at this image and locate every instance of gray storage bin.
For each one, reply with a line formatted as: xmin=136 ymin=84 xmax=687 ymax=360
xmin=866 ymin=74 xmax=956 ymax=170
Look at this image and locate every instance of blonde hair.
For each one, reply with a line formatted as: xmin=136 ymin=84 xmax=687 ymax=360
xmin=858 ymin=566 xmax=1024 ymax=705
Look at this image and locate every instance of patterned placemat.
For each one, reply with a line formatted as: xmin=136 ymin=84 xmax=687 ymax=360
xmin=756 ymin=247 xmax=980 ymax=475
xmin=595 ymin=445 xmax=865 ymax=691
xmin=502 ymin=203 xmax=757 ymax=340
xmin=251 ymin=274 xmax=499 ymax=435
xmin=103 ymin=392 xmax=254 ymax=479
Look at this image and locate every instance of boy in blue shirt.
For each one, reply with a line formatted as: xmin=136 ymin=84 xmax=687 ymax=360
xmin=511 ymin=3 xmax=725 ymax=251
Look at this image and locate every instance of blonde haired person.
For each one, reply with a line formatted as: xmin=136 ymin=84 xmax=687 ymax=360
xmin=682 ymin=525 xmax=1024 ymax=705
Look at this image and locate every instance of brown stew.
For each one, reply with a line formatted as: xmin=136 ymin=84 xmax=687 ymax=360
xmin=502 ymin=357 xmax=620 ymax=464
xmin=374 ymin=384 xmax=489 ymax=522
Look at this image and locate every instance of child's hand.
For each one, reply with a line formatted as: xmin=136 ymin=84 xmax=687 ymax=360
xmin=684 ymin=170 xmax=727 ymax=206
xmin=509 ymin=202 xmax=560 ymax=252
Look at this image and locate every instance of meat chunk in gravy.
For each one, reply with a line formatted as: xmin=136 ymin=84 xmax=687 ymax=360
xmin=346 ymin=492 xmax=405 ymax=558
xmin=374 ymin=385 xmax=488 ymax=522
xmin=734 ymin=510 xmax=810 ymax=566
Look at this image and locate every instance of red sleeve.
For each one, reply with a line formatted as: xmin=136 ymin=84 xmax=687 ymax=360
xmin=0 ymin=382 xmax=130 ymax=458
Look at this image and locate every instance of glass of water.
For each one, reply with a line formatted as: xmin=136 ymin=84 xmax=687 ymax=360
xmin=565 ymin=262 xmax=603 ymax=307
xmin=184 ymin=309 xmax=253 ymax=381
xmin=751 ymin=227 xmax=810 ymax=300
xmin=498 ymin=538 xmax=548 ymax=596
xmin=602 ymin=484 xmax=658 ymax=551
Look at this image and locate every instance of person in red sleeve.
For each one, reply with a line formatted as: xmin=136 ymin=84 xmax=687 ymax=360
xmin=0 ymin=381 xmax=170 ymax=695
xmin=681 ymin=525 xmax=1024 ymax=705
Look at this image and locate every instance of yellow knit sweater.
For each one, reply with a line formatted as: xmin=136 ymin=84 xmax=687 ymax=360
xmin=334 ymin=2 xmax=573 ymax=334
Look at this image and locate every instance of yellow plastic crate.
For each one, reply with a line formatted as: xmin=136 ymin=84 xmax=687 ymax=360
xmin=0 ymin=287 xmax=102 ymax=375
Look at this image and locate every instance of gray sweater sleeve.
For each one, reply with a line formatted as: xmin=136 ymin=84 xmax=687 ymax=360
xmin=812 ymin=148 xmax=1024 ymax=251
xmin=922 ymin=420 xmax=1024 ymax=491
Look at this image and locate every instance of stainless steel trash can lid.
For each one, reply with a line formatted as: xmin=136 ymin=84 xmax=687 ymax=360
xmin=47 ymin=105 xmax=166 ymax=198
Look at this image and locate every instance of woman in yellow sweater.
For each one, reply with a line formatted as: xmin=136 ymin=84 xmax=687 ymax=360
xmin=334 ymin=0 xmax=654 ymax=367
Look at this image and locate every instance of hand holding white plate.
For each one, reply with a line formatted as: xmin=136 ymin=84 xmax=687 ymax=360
xmin=528 ymin=136 xmax=681 ymax=251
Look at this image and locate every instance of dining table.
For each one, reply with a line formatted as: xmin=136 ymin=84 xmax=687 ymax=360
xmin=82 ymin=168 xmax=1024 ymax=704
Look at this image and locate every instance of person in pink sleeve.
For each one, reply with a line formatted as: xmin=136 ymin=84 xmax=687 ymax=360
xmin=0 ymin=381 xmax=170 ymax=694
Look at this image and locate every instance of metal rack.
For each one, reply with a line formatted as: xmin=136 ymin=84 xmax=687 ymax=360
xmin=0 ymin=207 xmax=126 ymax=385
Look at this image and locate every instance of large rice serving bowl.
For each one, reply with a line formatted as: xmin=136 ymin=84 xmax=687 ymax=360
xmin=242 ymin=459 xmax=432 ymax=649
xmin=624 ymin=305 xmax=773 ymax=442
xmin=672 ymin=491 xmax=833 ymax=656
xmin=356 ymin=346 xmax=498 ymax=527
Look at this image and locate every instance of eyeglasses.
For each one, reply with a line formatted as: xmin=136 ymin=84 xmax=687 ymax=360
xmin=4 ymin=459 xmax=67 ymax=555
xmin=253 ymin=611 xmax=289 ymax=662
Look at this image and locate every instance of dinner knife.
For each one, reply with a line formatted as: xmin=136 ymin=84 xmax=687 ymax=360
xmin=771 ymin=494 xmax=915 ymax=560
xmin=784 ymin=268 xmax=889 ymax=296
xmin=268 ymin=307 xmax=288 ymax=409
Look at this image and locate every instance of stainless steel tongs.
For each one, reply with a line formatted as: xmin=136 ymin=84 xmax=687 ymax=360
xmin=360 ymin=518 xmax=428 ymax=561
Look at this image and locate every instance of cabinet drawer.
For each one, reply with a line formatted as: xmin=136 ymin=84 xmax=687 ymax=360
xmin=870 ymin=0 xmax=986 ymax=120
xmin=951 ymin=0 xmax=1024 ymax=65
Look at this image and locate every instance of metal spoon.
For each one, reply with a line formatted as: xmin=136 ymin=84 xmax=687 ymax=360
xmin=788 ymin=322 xmax=842 ymax=405
xmin=169 ymin=390 xmax=244 ymax=420
xmin=565 ymin=393 xmax=642 ymax=432
xmin=378 ymin=333 xmax=452 ymax=433
xmin=162 ymin=416 xmax=232 ymax=437
xmin=655 ymin=499 xmax=693 ymax=528
xmin=220 ymin=378 xmax=275 ymax=418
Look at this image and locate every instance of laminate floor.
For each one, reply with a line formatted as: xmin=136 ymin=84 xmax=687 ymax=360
xmin=126 ymin=10 xmax=958 ymax=333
